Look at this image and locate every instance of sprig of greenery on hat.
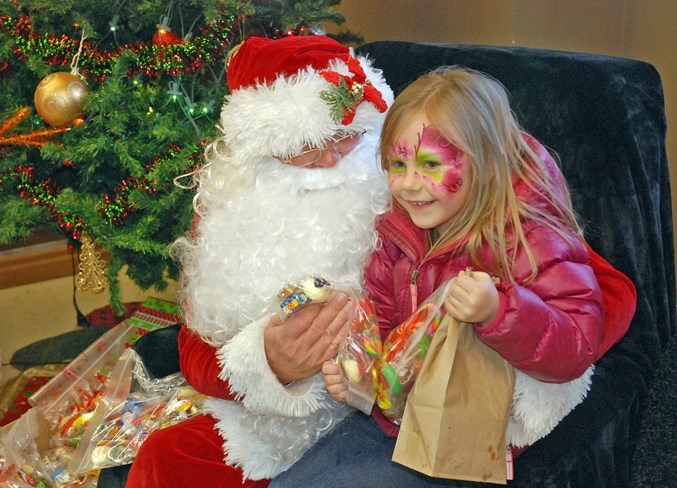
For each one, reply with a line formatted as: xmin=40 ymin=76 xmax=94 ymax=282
xmin=320 ymin=56 xmax=387 ymax=125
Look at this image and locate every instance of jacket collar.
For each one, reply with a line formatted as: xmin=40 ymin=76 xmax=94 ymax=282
xmin=376 ymin=208 xmax=428 ymax=263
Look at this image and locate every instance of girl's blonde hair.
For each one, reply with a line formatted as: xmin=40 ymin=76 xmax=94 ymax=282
xmin=379 ymin=67 xmax=582 ymax=281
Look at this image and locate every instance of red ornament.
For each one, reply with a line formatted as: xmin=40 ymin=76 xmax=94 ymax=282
xmin=152 ymin=27 xmax=183 ymax=46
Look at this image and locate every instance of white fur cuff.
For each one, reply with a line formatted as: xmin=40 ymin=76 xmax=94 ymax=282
xmin=217 ymin=314 xmax=329 ymax=417
xmin=508 ymin=365 xmax=595 ymax=448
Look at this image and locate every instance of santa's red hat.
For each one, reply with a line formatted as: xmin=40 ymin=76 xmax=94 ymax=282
xmin=219 ymin=35 xmax=394 ymax=161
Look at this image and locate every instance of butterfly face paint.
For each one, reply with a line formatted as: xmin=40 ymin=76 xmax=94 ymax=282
xmin=388 ymin=123 xmax=466 ymax=194
xmin=387 ymin=114 xmax=472 ymax=233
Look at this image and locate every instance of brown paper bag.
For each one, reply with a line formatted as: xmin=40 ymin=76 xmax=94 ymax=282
xmin=392 ymin=315 xmax=516 ymax=484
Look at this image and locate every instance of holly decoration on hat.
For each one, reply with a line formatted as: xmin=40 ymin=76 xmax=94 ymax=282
xmin=320 ymin=56 xmax=387 ymax=125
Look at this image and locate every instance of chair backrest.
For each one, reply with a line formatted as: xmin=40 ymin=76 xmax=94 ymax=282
xmin=357 ymin=41 xmax=675 ymax=376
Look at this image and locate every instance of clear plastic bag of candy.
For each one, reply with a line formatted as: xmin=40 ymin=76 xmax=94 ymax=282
xmin=29 ymin=320 xmax=147 ymax=450
xmin=69 ymin=385 xmax=206 ymax=472
xmin=0 ymin=407 xmax=99 ymax=487
xmin=375 ymin=280 xmax=452 ymax=424
xmin=66 ymin=351 xmax=206 ymax=473
xmin=0 ymin=408 xmax=53 ymax=487
xmin=337 ymin=296 xmax=382 ymax=414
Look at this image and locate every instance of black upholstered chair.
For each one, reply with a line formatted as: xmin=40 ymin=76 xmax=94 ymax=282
xmin=355 ymin=41 xmax=674 ymax=487
xmin=100 ymin=41 xmax=675 ymax=487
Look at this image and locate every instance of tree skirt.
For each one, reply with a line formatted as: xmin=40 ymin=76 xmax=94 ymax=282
xmin=0 ymin=364 xmax=66 ymax=426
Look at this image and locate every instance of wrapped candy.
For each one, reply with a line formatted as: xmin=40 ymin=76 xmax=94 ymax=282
xmin=0 ymin=408 xmax=98 ymax=488
xmin=85 ymin=393 xmax=163 ymax=471
xmin=80 ymin=386 xmax=206 ymax=471
xmin=277 ymin=276 xmax=335 ymax=316
xmin=338 ymin=297 xmax=382 ymax=414
xmin=0 ymin=300 xmax=181 ymax=487
xmin=375 ymin=284 xmax=448 ymax=424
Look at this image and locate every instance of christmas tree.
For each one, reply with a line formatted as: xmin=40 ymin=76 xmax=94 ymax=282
xmin=0 ymin=0 xmax=359 ymax=312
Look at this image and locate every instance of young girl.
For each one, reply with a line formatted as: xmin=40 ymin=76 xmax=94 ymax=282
xmin=272 ymin=67 xmax=623 ymax=486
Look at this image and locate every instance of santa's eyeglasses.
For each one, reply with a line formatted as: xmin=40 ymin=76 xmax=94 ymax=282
xmin=277 ymin=131 xmax=366 ymax=167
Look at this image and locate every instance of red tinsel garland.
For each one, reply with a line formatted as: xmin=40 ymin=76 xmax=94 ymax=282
xmin=0 ymin=141 xmax=203 ymax=241
xmin=0 ymin=14 xmax=236 ymax=82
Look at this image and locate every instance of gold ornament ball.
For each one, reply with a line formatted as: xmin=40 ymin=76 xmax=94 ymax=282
xmin=34 ymin=72 xmax=89 ymax=127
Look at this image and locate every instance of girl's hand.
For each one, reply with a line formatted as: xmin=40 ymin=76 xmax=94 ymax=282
xmin=322 ymin=360 xmax=349 ymax=403
xmin=444 ymin=270 xmax=499 ymax=325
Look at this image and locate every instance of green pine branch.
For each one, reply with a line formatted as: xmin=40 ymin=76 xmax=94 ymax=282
xmin=0 ymin=0 xmax=360 ymax=311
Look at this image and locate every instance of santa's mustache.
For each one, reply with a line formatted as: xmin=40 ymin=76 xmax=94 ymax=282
xmin=254 ymin=142 xmax=382 ymax=193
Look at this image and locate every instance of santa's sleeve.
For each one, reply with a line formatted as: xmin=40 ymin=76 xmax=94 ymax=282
xmin=178 ymin=325 xmax=237 ymax=400
xmin=214 ymin=314 xmax=330 ymax=418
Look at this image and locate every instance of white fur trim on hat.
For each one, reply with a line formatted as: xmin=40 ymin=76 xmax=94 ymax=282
xmin=219 ymin=51 xmax=394 ymax=161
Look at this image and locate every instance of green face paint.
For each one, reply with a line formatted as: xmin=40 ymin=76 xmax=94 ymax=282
xmin=388 ymin=124 xmax=466 ymax=194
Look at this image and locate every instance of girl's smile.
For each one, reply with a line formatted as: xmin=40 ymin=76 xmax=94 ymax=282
xmin=387 ymin=113 xmax=471 ymax=234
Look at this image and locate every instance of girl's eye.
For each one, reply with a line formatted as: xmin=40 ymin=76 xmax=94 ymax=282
xmin=389 ymin=159 xmax=406 ymax=171
xmin=421 ymin=160 xmax=442 ymax=170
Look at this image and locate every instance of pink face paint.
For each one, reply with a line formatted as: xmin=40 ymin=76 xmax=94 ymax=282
xmin=441 ymin=171 xmax=464 ymax=193
xmin=392 ymin=140 xmax=414 ymax=159
xmin=419 ymin=126 xmax=463 ymax=164
xmin=388 ymin=124 xmax=467 ymax=194
xmin=416 ymin=125 xmax=466 ymax=194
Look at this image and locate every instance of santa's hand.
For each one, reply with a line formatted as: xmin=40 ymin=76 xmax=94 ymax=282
xmin=264 ymin=293 xmax=352 ymax=384
xmin=322 ymin=360 xmax=348 ymax=403
xmin=443 ymin=270 xmax=499 ymax=325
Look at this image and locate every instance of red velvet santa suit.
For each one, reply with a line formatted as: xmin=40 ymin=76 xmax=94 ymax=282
xmin=127 ymin=36 xmax=394 ymax=487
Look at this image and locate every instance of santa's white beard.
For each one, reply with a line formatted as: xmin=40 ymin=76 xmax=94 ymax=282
xmin=175 ymin=140 xmax=389 ymax=343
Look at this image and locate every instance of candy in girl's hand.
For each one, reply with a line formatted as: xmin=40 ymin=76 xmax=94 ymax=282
xmin=379 ymin=364 xmax=402 ymax=394
xmin=338 ymin=296 xmax=382 ymax=414
xmin=341 ymin=358 xmax=363 ymax=383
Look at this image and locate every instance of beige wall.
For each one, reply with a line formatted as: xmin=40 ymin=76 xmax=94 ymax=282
xmin=330 ymin=0 xmax=677 ymax=274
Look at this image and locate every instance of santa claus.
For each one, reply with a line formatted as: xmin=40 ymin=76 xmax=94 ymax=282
xmin=126 ymin=35 xmax=394 ymax=487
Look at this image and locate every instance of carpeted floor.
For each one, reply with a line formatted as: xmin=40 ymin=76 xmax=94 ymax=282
xmin=0 ymin=363 xmax=65 ymax=426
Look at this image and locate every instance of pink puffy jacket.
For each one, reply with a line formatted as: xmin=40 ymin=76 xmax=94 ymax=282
xmin=366 ymin=210 xmax=604 ymax=381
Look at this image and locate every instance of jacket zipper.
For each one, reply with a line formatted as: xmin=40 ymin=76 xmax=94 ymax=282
xmin=410 ymin=268 xmax=419 ymax=311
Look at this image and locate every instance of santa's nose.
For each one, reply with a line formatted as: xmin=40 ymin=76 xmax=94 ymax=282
xmin=313 ymin=147 xmax=340 ymax=168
